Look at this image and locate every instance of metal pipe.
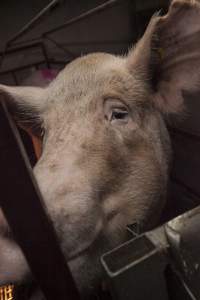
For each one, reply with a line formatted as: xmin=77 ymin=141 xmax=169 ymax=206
xmin=44 ymin=36 xmax=77 ymax=58
xmin=7 ymin=0 xmax=60 ymax=46
xmin=0 ymin=41 xmax=43 ymax=56
xmin=43 ymin=0 xmax=122 ymax=37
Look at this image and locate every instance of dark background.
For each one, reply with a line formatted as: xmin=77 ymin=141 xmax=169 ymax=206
xmin=0 ymin=0 xmax=169 ymax=83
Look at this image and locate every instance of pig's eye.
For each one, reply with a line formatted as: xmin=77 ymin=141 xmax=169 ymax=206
xmin=104 ymin=99 xmax=130 ymax=124
xmin=111 ymin=109 xmax=129 ymax=121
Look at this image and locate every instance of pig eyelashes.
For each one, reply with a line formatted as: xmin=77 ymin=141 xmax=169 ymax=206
xmin=110 ymin=108 xmax=129 ymax=123
xmin=103 ymin=98 xmax=130 ymax=124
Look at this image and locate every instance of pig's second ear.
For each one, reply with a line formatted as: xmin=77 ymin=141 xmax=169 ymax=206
xmin=127 ymin=0 xmax=200 ymax=114
xmin=0 ymin=84 xmax=45 ymax=135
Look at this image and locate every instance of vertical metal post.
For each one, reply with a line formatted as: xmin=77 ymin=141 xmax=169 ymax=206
xmin=0 ymin=102 xmax=80 ymax=300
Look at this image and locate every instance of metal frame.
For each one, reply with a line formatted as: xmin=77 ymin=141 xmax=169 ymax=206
xmin=0 ymin=42 xmax=50 ymax=85
xmin=6 ymin=0 xmax=60 ymax=47
xmin=102 ymin=206 xmax=200 ymax=300
xmin=0 ymin=41 xmax=68 ymax=85
xmin=0 ymin=0 xmax=124 ymax=76
xmin=0 ymin=0 xmax=169 ymax=84
xmin=0 ymin=0 xmax=128 ymax=86
xmin=0 ymin=102 xmax=80 ymax=300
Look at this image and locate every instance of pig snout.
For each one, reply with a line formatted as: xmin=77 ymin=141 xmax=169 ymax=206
xmin=33 ymin=159 xmax=105 ymax=260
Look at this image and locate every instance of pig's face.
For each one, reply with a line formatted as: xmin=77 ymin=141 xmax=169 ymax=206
xmin=31 ymin=53 xmax=170 ymax=292
xmin=1 ymin=0 xmax=200 ymax=295
xmin=33 ymin=53 xmax=170 ymax=279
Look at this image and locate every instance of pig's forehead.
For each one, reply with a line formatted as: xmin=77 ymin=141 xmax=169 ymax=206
xmin=46 ymin=53 xmax=146 ymax=105
xmin=62 ymin=52 xmax=125 ymax=79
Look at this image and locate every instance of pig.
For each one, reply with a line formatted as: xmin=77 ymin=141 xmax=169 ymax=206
xmin=0 ymin=0 xmax=200 ymax=297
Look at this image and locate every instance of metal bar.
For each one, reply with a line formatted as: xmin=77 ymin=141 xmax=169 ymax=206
xmin=0 ymin=44 xmax=8 ymax=70
xmin=0 ymin=60 xmax=47 ymax=75
xmin=7 ymin=0 xmax=60 ymax=46
xmin=165 ymin=265 xmax=197 ymax=300
xmin=0 ymin=59 xmax=70 ymax=76
xmin=43 ymin=0 xmax=122 ymax=37
xmin=11 ymin=71 xmax=18 ymax=85
xmin=7 ymin=37 xmax=42 ymax=48
xmin=0 ymin=41 xmax=43 ymax=56
xmin=102 ymin=228 xmax=169 ymax=300
xmin=165 ymin=206 xmax=200 ymax=299
xmin=44 ymin=36 xmax=77 ymax=59
xmin=0 ymin=42 xmax=46 ymax=74
xmin=102 ymin=207 xmax=200 ymax=300
xmin=0 ymin=102 xmax=80 ymax=300
xmin=41 ymin=42 xmax=51 ymax=69
xmin=13 ymin=39 xmax=131 ymax=48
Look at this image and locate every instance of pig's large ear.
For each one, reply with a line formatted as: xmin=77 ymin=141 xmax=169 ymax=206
xmin=127 ymin=0 xmax=200 ymax=114
xmin=0 ymin=84 xmax=45 ymax=135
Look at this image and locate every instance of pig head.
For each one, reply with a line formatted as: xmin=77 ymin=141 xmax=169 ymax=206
xmin=1 ymin=0 xmax=200 ymax=295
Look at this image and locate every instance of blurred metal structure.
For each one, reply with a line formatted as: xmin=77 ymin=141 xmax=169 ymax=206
xmin=102 ymin=206 xmax=200 ymax=300
xmin=0 ymin=0 xmax=169 ymax=85
xmin=6 ymin=0 xmax=60 ymax=47
xmin=0 ymin=41 xmax=67 ymax=85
